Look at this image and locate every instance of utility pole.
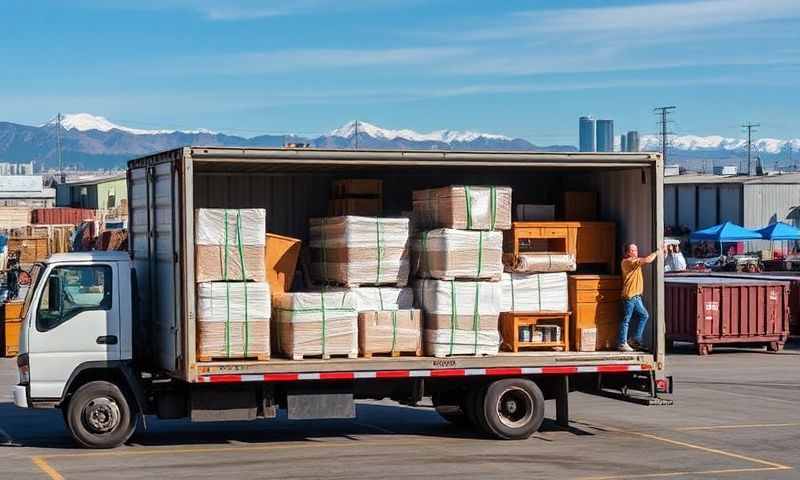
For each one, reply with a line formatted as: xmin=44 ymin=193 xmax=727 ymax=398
xmin=742 ymin=122 xmax=759 ymax=176
xmin=354 ymin=120 xmax=359 ymax=150
xmin=653 ymin=106 xmax=676 ymax=165
xmin=56 ymin=112 xmax=65 ymax=183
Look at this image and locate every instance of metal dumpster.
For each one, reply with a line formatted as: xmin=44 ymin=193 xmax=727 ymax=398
xmin=665 ymin=277 xmax=790 ymax=355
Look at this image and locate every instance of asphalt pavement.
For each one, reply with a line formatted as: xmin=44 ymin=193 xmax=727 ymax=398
xmin=0 ymin=341 xmax=798 ymax=480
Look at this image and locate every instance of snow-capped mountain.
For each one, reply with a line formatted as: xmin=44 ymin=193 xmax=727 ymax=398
xmin=640 ymin=134 xmax=800 ymax=154
xmin=42 ymin=113 xmax=215 ymax=135
xmin=329 ymin=120 xmax=511 ymax=143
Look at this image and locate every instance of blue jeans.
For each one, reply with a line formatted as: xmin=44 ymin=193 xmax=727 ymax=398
xmin=619 ymin=296 xmax=649 ymax=346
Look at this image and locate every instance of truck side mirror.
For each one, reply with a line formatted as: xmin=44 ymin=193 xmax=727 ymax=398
xmin=48 ymin=275 xmax=63 ymax=316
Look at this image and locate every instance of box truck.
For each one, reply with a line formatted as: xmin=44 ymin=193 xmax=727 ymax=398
xmin=12 ymin=147 xmax=670 ymax=448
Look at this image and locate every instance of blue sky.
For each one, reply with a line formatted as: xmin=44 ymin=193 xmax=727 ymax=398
xmin=2 ymin=0 xmax=799 ymax=144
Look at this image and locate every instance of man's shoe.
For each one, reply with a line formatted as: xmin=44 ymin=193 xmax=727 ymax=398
xmin=629 ymin=340 xmax=641 ymax=350
xmin=618 ymin=343 xmax=634 ymax=352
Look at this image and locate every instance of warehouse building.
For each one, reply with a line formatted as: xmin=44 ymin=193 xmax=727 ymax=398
xmin=0 ymin=175 xmax=55 ymax=208
xmin=55 ymin=173 xmax=127 ymax=209
xmin=664 ymin=173 xmax=800 ymax=239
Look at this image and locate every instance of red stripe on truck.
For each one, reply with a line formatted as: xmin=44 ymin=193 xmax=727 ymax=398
xmin=197 ymin=363 xmax=650 ymax=384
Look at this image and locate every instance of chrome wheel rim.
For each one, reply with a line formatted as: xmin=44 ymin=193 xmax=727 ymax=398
xmin=495 ymin=387 xmax=533 ymax=429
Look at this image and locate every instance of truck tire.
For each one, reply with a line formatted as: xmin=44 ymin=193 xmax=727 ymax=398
xmin=481 ymin=378 xmax=544 ymax=440
xmin=65 ymin=380 xmax=137 ymax=449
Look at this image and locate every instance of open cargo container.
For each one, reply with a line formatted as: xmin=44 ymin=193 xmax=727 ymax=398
xmin=11 ymin=147 xmax=670 ymax=449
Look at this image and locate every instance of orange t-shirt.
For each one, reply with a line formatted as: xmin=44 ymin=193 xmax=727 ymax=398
xmin=621 ymin=257 xmax=644 ymax=299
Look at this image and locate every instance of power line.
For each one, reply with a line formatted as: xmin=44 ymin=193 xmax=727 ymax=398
xmin=653 ymin=106 xmax=676 ymax=165
xmin=741 ymin=122 xmax=760 ymax=175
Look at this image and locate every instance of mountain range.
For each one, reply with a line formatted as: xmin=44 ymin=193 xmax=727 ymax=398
xmin=0 ymin=113 xmax=797 ymax=171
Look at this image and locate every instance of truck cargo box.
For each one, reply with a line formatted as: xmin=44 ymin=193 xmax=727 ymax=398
xmin=128 ymin=147 xmax=665 ymax=382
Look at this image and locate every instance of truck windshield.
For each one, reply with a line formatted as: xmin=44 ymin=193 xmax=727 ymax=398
xmin=20 ymin=264 xmax=43 ymax=320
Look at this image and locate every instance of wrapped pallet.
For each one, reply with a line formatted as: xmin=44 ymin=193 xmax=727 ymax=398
xmin=272 ymin=290 xmax=358 ymax=360
xmin=500 ymin=272 xmax=568 ymax=313
xmin=358 ymin=309 xmax=422 ymax=357
xmin=504 ymin=253 xmax=576 ymax=273
xmin=348 ymin=286 xmax=414 ymax=312
xmin=309 ymin=216 xmax=410 ymax=287
xmin=412 ymin=229 xmax=502 ymax=280
xmin=195 ymin=209 xmax=266 ymax=282
xmin=415 ymin=279 xmax=501 ymax=357
xmin=412 ymin=186 xmax=512 ymax=231
xmin=196 ymin=282 xmax=270 ymax=360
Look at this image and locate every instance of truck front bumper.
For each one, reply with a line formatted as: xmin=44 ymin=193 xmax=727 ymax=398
xmin=12 ymin=385 xmax=28 ymax=408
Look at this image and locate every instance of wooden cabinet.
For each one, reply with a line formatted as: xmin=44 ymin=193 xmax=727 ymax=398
xmin=505 ymin=221 xmax=616 ymax=273
xmin=569 ymin=275 xmax=621 ymax=351
xmin=499 ymin=312 xmax=570 ymax=352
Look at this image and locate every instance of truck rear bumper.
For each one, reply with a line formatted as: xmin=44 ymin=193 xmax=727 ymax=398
xmin=12 ymin=385 xmax=28 ymax=408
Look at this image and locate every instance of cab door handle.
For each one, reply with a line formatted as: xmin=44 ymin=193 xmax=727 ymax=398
xmin=97 ymin=335 xmax=118 ymax=345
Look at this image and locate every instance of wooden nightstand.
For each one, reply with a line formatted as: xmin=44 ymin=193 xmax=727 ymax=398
xmin=499 ymin=311 xmax=570 ymax=352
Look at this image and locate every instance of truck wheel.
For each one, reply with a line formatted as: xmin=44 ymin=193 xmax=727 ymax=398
xmin=65 ymin=380 xmax=137 ymax=449
xmin=481 ymin=378 xmax=544 ymax=440
xmin=464 ymin=385 xmax=490 ymax=435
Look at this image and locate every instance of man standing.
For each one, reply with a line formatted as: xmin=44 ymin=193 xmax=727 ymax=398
xmin=618 ymin=243 xmax=661 ymax=352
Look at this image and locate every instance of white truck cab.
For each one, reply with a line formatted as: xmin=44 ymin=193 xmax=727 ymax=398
xmin=14 ymin=252 xmax=139 ymax=448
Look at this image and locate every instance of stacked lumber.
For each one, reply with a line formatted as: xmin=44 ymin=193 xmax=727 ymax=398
xmin=0 ymin=208 xmax=32 ymax=230
xmin=500 ymin=272 xmax=568 ymax=313
xmin=415 ymin=279 xmax=502 ymax=357
xmin=196 ymin=282 xmax=270 ymax=361
xmin=412 ymin=229 xmax=503 ymax=281
xmin=195 ymin=209 xmax=266 ymax=282
xmin=6 ymin=237 xmax=49 ymax=263
xmin=272 ymin=290 xmax=358 ymax=360
xmin=412 ymin=186 xmax=512 ymax=230
xmin=309 ymin=216 xmax=410 ymax=287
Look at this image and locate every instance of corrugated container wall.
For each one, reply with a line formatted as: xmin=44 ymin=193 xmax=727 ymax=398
xmin=677 ymin=185 xmax=696 ymax=231
xmin=31 ymin=207 xmax=96 ymax=225
xmin=743 ymin=183 xmax=800 ymax=252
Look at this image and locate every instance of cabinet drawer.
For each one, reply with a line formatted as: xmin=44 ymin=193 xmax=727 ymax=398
xmin=541 ymin=227 xmax=568 ymax=238
xmin=572 ymin=278 xmax=621 ymax=291
xmin=575 ymin=290 xmax=621 ymax=303
xmin=575 ymin=302 xmax=620 ymax=326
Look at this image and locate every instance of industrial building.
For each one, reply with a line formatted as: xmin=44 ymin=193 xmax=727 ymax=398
xmin=625 ymin=131 xmax=639 ymax=152
xmin=55 ymin=173 xmax=127 ymax=209
xmin=595 ymin=119 xmax=614 ymax=152
xmin=664 ymin=173 xmax=800 ymax=247
xmin=0 ymin=162 xmax=34 ymax=175
xmin=0 ymin=175 xmax=54 ymax=207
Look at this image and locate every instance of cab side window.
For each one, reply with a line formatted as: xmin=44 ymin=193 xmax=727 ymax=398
xmin=37 ymin=265 xmax=113 ymax=332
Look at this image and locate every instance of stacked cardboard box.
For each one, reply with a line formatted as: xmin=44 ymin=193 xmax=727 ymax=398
xmin=309 ymin=216 xmax=410 ymax=287
xmin=195 ymin=209 xmax=266 ymax=282
xmin=412 ymin=229 xmax=503 ymax=281
xmin=500 ymin=272 xmax=568 ymax=313
xmin=195 ymin=208 xmax=269 ymax=361
xmin=415 ymin=279 xmax=502 ymax=357
xmin=272 ymin=290 xmax=358 ymax=360
xmin=196 ymin=282 xmax=271 ymax=360
xmin=412 ymin=185 xmax=511 ymax=357
xmin=348 ymin=286 xmax=421 ymax=357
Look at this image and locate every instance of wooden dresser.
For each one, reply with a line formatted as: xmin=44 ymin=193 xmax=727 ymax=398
xmin=568 ymin=275 xmax=621 ymax=351
xmin=504 ymin=221 xmax=616 ymax=273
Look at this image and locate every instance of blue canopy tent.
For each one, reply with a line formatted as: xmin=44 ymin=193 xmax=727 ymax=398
xmin=689 ymin=222 xmax=761 ymax=260
xmin=756 ymin=222 xmax=800 ymax=241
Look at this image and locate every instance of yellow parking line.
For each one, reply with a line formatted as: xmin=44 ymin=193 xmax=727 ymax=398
xmin=31 ymin=456 xmax=64 ymax=480
xmin=675 ymin=422 xmax=800 ymax=431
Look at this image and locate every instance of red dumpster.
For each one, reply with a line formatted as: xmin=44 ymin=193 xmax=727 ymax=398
xmin=665 ymin=277 xmax=790 ymax=355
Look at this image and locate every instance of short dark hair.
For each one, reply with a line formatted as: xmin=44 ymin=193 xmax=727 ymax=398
xmin=624 ymin=243 xmax=636 ymax=254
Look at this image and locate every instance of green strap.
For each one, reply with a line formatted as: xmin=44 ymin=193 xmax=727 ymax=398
xmin=472 ymin=282 xmax=480 ymax=355
xmin=234 ymin=210 xmax=249 ymax=357
xmin=320 ymin=291 xmax=327 ymax=356
xmin=536 ymin=274 xmax=542 ymax=311
xmin=378 ymin=288 xmax=385 ymax=311
xmin=390 ymin=310 xmax=397 ymax=352
xmin=464 ymin=186 xmax=473 ymax=229
xmin=375 ymin=218 xmax=383 ymax=284
xmin=476 ymin=231 xmax=484 ymax=277
xmin=449 ymin=280 xmax=457 ymax=356
xmin=489 ymin=186 xmax=497 ymax=230
xmin=421 ymin=231 xmax=430 ymax=276
xmin=319 ymin=219 xmax=329 ymax=355
xmin=223 ymin=210 xmax=231 ymax=357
